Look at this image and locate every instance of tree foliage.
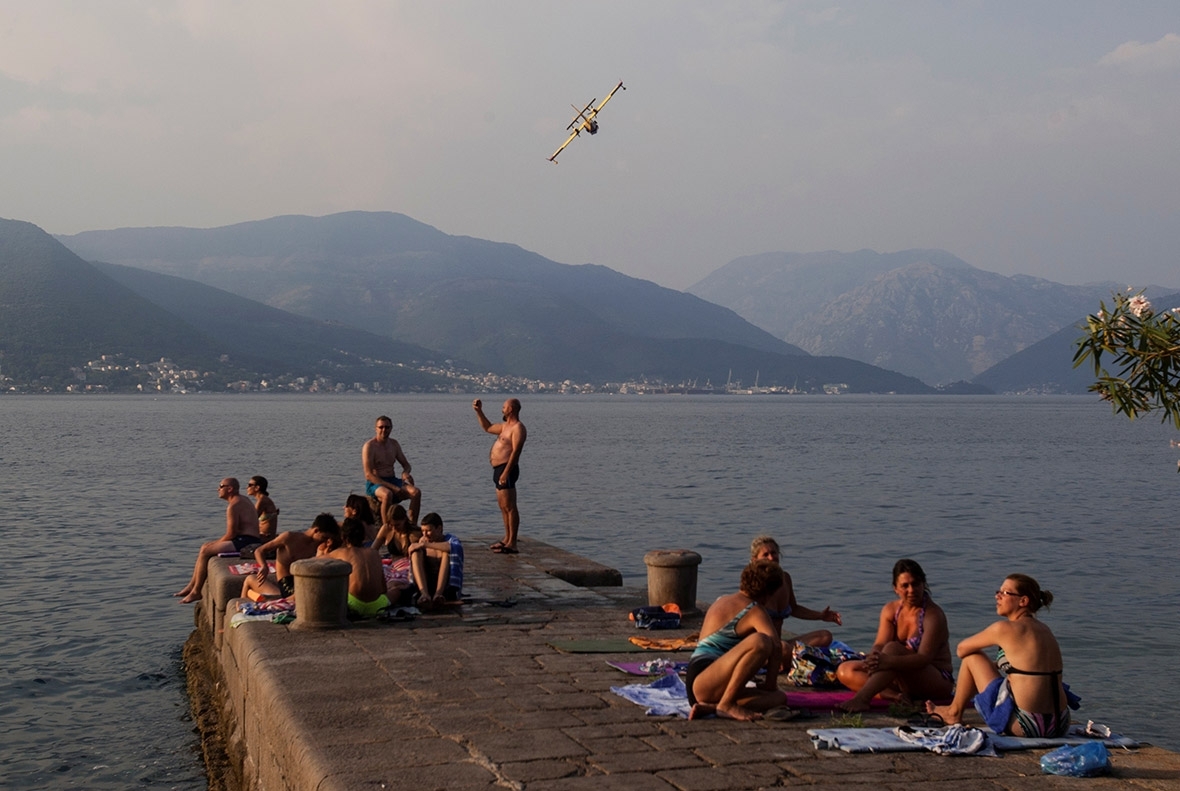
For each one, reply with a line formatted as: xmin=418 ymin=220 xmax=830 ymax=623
xmin=1074 ymin=291 xmax=1180 ymax=430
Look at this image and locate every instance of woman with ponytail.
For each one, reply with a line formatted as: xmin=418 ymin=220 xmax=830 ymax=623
xmin=927 ymin=574 xmax=1076 ymax=737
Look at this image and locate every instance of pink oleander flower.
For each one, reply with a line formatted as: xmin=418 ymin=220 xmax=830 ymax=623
xmin=1128 ymin=295 xmax=1152 ymax=318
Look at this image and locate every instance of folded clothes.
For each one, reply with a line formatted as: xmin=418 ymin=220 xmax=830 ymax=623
xmin=607 ymin=659 xmax=690 ymax=675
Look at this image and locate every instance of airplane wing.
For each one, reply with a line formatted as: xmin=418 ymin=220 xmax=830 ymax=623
xmin=548 ymin=129 xmax=581 ymax=163
xmin=592 ymin=81 xmax=626 ymax=115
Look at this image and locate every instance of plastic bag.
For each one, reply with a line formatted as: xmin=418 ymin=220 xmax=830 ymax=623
xmin=1039 ymin=742 xmax=1111 ymax=777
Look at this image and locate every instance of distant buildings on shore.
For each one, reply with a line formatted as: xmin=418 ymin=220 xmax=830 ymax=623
xmin=2 ymin=353 xmax=848 ymax=396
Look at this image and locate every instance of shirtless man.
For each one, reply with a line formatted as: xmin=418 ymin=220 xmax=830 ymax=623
xmin=240 ymin=513 xmax=341 ymax=600
xmin=328 ymin=517 xmax=391 ymax=618
xmin=175 ymin=478 xmax=262 ymax=604
xmin=362 ymin=415 xmax=422 ymax=528
xmin=473 ymin=398 xmax=527 ymax=553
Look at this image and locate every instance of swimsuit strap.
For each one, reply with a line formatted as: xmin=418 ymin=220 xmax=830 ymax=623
xmin=1003 ymin=663 xmax=1064 ymax=715
xmin=1004 ymin=667 xmax=1062 ymax=677
xmin=893 ymin=591 xmax=928 ymax=650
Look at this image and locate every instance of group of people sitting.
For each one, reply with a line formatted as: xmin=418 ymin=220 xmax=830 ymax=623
xmin=173 ymin=476 xmax=464 ymax=616
xmin=689 ymin=537 xmax=1072 ymax=740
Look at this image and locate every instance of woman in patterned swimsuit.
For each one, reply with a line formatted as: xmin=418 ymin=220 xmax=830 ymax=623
xmin=927 ymin=574 xmax=1072 ymax=737
xmin=685 ymin=560 xmax=792 ymax=721
xmin=835 ymin=558 xmax=955 ymax=712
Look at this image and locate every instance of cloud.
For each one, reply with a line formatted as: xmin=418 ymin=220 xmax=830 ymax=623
xmin=1098 ymin=32 xmax=1180 ymax=74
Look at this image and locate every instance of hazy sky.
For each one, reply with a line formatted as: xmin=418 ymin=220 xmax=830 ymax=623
xmin=2 ymin=1 xmax=1178 ymax=290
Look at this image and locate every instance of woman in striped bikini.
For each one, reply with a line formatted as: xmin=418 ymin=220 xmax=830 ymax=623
xmin=927 ymin=574 xmax=1073 ymax=736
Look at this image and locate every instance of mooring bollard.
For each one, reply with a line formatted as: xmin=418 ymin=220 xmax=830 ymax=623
xmin=643 ymin=549 xmax=702 ymax=615
xmin=290 ymin=558 xmax=352 ymax=629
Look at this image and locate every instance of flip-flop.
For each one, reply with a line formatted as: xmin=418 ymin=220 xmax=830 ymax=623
xmin=491 ymin=545 xmax=519 ymax=554
xmin=489 ymin=542 xmax=505 ymax=551
xmin=906 ymin=712 xmax=945 ymax=728
xmin=765 ymin=707 xmax=800 ymax=722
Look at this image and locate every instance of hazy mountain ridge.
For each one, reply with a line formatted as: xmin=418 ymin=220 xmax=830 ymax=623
xmin=0 ymin=217 xmax=226 ymax=384
xmin=688 ymin=249 xmax=1174 ymax=385
xmin=63 ymin=212 xmax=803 ymax=360
xmin=57 ymin=212 xmax=938 ymax=392
xmin=973 ymin=290 xmax=1180 ymax=394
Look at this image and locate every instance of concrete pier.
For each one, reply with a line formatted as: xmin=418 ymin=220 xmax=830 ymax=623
xmin=186 ymin=538 xmax=1180 ymax=790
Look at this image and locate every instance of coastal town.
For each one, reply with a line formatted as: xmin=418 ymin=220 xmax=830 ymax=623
xmin=5 ymin=353 xmax=848 ymax=396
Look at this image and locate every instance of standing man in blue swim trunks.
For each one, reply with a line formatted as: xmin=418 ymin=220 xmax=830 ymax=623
xmin=362 ymin=415 xmax=422 ymax=529
xmin=473 ymin=398 xmax=527 ymax=554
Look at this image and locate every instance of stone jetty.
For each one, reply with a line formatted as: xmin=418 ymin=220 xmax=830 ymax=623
xmin=185 ymin=539 xmax=1180 ymax=790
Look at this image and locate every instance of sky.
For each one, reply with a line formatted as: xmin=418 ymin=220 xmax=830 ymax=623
xmin=2 ymin=1 xmax=1178 ymax=291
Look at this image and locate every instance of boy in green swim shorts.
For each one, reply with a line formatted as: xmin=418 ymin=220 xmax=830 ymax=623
xmin=330 ymin=517 xmax=391 ymax=618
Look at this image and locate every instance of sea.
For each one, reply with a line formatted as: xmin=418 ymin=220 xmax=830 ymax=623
xmin=1 ymin=394 xmax=1177 ymax=789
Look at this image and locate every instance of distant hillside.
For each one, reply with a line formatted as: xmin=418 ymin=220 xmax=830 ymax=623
xmin=90 ymin=261 xmax=450 ymax=390
xmin=974 ymin=291 xmax=1180 ymax=394
xmin=688 ymin=250 xmax=1175 ymax=385
xmin=59 ymin=212 xmax=936 ymax=392
xmin=0 ymin=217 xmax=224 ymax=385
xmin=0 ymin=217 xmax=455 ymax=392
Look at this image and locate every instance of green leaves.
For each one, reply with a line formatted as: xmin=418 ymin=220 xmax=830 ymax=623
xmin=1074 ymin=291 xmax=1180 ymax=432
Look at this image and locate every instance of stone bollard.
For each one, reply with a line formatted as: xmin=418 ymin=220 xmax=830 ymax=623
xmin=643 ymin=549 xmax=702 ymax=615
xmin=290 ymin=558 xmax=352 ymax=629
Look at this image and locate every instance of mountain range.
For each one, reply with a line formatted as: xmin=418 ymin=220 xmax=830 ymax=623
xmin=55 ymin=212 xmax=932 ymax=393
xmin=688 ymin=250 xmax=1176 ymax=386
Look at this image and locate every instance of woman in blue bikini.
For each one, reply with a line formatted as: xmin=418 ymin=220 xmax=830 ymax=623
xmin=686 ymin=560 xmax=791 ymax=721
xmin=750 ymin=536 xmax=842 ymax=654
xmin=835 ymin=558 xmax=955 ymax=712
xmin=926 ymin=574 xmax=1073 ymax=737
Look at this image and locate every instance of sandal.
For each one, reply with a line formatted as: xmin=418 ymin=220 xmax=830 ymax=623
xmin=489 ymin=542 xmax=505 ymax=552
xmin=491 ymin=545 xmax=519 ymax=554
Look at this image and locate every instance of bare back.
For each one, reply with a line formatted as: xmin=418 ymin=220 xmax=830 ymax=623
xmin=995 ymin=617 xmax=1066 ymax=713
xmin=226 ymin=495 xmax=261 ymax=540
xmin=330 ymin=545 xmax=387 ymax=601
xmin=273 ymin=531 xmax=324 ymax=579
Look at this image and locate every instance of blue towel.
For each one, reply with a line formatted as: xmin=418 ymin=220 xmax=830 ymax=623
xmin=610 ymin=671 xmax=692 ymax=717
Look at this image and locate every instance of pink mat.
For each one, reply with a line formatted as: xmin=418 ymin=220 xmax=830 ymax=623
xmin=784 ymin=689 xmax=889 ymax=710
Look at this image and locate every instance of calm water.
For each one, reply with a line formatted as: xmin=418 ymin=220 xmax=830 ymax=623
xmin=1 ymin=394 xmax=1177 ymax=788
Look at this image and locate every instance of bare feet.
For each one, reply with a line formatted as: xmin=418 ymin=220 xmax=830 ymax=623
xmin=179 ymin=592 xmax=201 ymax=604
xmin=715 ymin=702 xmax=763 ymax=721
xmin=173 ymin=585 xmax=192 ymax=597
xmin=689 ymin=703 xmax=716 ymax=720
xmin=837 ymin=696 xmax=871 ymax=713
xmin=431 ymin=592 xmax=446 ymax=607
xmin=925 ymin=700 xmax=961 ymax=725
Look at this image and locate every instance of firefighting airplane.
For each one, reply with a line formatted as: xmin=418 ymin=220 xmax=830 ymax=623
xmin=548 ymin=81 xmax=626 ymax=163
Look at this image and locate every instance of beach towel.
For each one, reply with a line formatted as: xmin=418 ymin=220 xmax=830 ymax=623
xmin=548 ymin=638 xmax=648 ymax=653
xmin=628 ymin=633 xmax=699 ymax=651
xmin=783 ymin=689 xmax=888 ymax=711
xmin=808 ymin=724 xmax=1137 ymax=755
xmin=610 ymin=672 xmax=693 ymax=718
xmin=383 ymin=556 xmax=411 ymax=588
xmin=228 ymin=561 xmax=276 ymax=576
